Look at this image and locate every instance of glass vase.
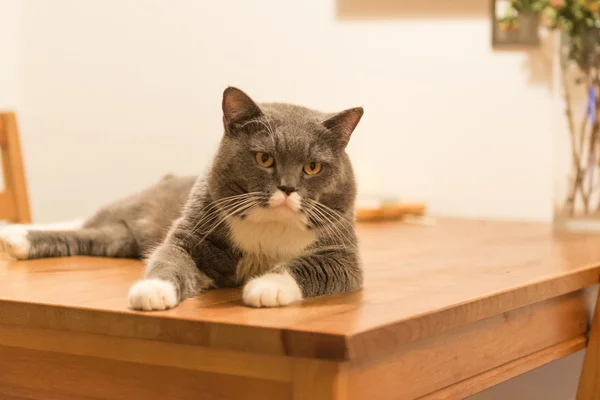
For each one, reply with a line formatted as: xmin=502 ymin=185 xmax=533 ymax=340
xmin=553 ymin=31 xmax=600 ymax=231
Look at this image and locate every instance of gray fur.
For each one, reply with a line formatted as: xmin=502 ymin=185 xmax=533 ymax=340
xmin=17 ymin=87 xmax=364 ymax=304
xmin=26 ymin=174 xmax=196 ymax=259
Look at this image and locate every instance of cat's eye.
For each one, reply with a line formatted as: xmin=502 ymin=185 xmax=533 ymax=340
xmin=255 ymin=152 xmax=274 ymax=168
xmin=303 ymin=162 xmax=322 ymax=175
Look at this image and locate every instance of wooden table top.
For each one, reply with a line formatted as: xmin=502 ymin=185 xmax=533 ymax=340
xmin=1 ymin=219 xmax=600 ymax=361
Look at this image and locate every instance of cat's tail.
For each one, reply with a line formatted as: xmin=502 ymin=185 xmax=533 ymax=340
xmin=0 ymin=223 xmax=139 ymax=260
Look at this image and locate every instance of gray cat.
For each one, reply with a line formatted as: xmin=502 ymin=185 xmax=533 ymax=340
xmin=0 ymin=87 xmax=363 ymax=309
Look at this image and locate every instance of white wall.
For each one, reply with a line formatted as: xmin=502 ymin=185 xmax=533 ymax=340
xmin=0 ymin=0 xmax=20 ymax=110
xmin=19 ymin=0 xmax=555 ymax=223
xmin=0 ymin=0 xmax=22 ymax=191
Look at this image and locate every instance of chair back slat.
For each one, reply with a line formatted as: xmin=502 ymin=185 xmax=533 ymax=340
xmin=0 ymin=112 xmax=31 ymax=223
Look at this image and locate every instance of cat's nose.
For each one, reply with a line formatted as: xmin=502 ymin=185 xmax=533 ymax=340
xmin=277 ymin=186 xmax=297 ymax=196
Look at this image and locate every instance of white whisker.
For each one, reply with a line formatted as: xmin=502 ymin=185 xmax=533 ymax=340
xmin=303 ymin=199 xmax=357 ymax=251
xmin=240 ymin=117 xmax=277 ymax=150
xmin=188 ymin=196 xmax=261 ymax=238
xmin=303 ymin=207 xmax=351 ymax=251
xmin=183 ymin=192 xmax=264 ymax=242
xmin=192 ymin=200 xmax=261 ymax=250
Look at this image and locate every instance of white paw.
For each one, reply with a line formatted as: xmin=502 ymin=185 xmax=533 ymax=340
xmin=128 ymin=278 xmax=179 ymax=311
xmin=243 ymin=271 xmax=303 ymax=308
xmin=0 ymin=225 xmax=31 ymax=260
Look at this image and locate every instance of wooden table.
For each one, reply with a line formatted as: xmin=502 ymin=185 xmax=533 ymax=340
xmin=0 ymin=219 xmax=599 ymax=400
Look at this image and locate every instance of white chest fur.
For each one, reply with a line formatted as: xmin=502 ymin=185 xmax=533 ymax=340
xmin=228 ymin=214 xmax=316 ymax=282
xmin=229 ymin=218 xmax=316 ymax=260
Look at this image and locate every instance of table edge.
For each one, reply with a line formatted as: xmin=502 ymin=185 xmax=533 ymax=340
xmin=1 ymin=265 xmax=599 ymax=361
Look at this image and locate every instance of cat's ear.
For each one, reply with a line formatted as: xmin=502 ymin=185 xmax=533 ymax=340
xmin=322 ymin=107 xmax=363 ymax=147
xmin=222 ymin=87 xmax=263 ymax=130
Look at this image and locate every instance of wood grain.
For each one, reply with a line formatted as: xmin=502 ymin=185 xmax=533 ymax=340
xmin=346 ymin=291 xmax=588 ymax=400
xmin=0 ymin=193 xmax=14 ymax=220
xmin=292 ymin=359 xmax=347 ymax=400
xmin=0 ymin=116 xmax=6 ymax=144
xmin=0 ymin=323 xmax=292 ymax=382
xmin=577 ymin=289 xmax=600 ymax=400
xmin=418 ymin=336 xmax=587 ymax=400
xmin=0 ymin=112 xmax=31 ymax=223
xmin=0 ymin=220 xmax=600 ymax=361
xmin=0 ymin=345 xmax=290 ymax=400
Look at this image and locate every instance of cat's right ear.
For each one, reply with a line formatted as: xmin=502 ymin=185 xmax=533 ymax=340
xmin=222 ymin=87 xmax=263 ymax=132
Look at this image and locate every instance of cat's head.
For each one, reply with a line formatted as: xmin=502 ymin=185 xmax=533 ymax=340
xmin=208 ymin=87 xmax=362 ymax=229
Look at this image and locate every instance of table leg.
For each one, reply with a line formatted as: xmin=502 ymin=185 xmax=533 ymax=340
xmin=577 ymin=288 xmax=600 ymax=400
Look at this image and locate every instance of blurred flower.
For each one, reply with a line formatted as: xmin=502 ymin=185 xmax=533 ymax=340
xmin=541 ymin=7 xmax=557 ymax=27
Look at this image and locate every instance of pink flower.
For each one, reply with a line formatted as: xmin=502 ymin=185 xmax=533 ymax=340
xmin=551 ymin=0 xmax=563 ymax=7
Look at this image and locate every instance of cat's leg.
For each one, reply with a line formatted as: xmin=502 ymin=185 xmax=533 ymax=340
xmin=128 ymin=244 xmax=206 ymax=311
xmin=0 ymin=220 xmax=85 ymax=259
xmin=0 ymin=223 xmax=138 ymax=260
xmin=128 ymin=219 xmax=237 ymax=311
xmin=128 ymin=241 xmax=225 ymax=311
xmin=242 ymin=249 xmax=363 ymax=307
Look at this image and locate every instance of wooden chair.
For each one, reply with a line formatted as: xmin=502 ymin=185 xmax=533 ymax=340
xmin=0 ymin=112 xmax=31 ymax=223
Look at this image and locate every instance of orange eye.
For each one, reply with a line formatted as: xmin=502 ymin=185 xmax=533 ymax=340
xmin=303 ymin=162 xmax=322 ymax=175
xmin=255 ymin=152 xmax=274 ymax=168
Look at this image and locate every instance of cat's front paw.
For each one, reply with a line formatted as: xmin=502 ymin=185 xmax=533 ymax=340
xmin=0 ymin=225 xmax=31 ymax=260
xmin=128 ymin=278 xmax=179 ymax=311
xmin=243 ymin=271 xmax=303 ymax=308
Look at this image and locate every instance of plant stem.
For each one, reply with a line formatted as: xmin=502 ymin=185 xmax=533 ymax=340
xmin=562 ymin=61 xmax=585 ymax=217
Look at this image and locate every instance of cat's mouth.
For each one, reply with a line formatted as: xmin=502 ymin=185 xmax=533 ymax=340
xmin=269 ymin=203 xmax=299 ymax=218
xmin=268 ymin=190 xmax=301 ymax=213
xmin=241 ymin=192 xmax=305 ymax=225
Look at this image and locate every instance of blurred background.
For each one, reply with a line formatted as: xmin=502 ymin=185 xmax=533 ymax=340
xmin=0 ymin=0 xmax=586 ymax=398
xmin=1 ymin=0 xmax=559 ymax=223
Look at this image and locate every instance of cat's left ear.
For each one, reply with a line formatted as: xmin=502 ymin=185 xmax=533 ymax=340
xmin=222 ymin=87 xmax=263 ymax=132
xmin=322 ymin=107 xmax=364 ymax=147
